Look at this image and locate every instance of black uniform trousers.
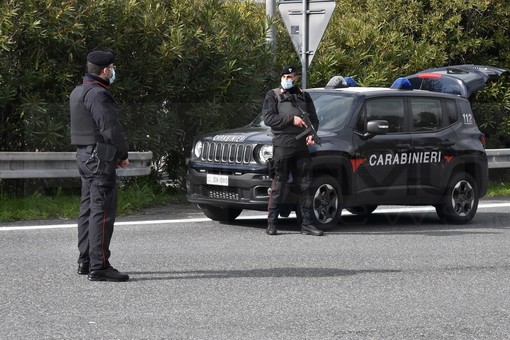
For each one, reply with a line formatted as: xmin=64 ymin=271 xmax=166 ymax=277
xmin=267 ymin=145 xmax=314 ymax=226
xmin=76 ymin=146 xmax=117 ymax=271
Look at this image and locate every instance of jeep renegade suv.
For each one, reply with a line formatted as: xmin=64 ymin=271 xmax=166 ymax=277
xmin=186 ymin=65 xmax=507 ymax=227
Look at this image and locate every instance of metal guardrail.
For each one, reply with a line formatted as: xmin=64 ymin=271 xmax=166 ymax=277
xmin=485 ymin=149 xmax=510 ymax=169
xmin=0 ymin=149 xmax=507 ymax=179
xmin=0 ymin=151 xmax=152 ymax=179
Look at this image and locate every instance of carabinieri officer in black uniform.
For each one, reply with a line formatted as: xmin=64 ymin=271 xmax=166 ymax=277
xmin=262 ymin=65 xmax=323 ymax=236
xmin=70 ymin=50 xmax=130 ymax=282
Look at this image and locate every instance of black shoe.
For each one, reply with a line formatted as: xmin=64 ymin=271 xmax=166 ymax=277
xmin=77 ymin=263 xmax=89 ymax=275
xmin=301 ymin=224 xmax=324 ymax=236
xmin=88 ymin=266 xmax=129 ymax=282
xmin=266 ymin=224 xmax=277 ymax=235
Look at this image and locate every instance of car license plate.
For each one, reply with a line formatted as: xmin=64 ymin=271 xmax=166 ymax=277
xmin=206 ymin=174 xmax=229 ymax=186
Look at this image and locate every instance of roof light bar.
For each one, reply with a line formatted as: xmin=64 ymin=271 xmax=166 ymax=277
xmin=344 ymin=77 xmax=359 ymax=87
xmin=390 ymin=77 xmax=413 ymax=90
xmin=325 ymin=76 xmax=348 ymax=89
xmin=325 ymin=76 xmax=359 ymax=89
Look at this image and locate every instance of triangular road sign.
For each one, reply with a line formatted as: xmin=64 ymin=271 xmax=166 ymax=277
xmin=278 ymin=0 xmax=336 ymax=66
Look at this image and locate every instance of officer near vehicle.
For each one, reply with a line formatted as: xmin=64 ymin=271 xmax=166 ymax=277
xmin=69 ymin=50 xmax=130 ymax=281
xmin=262 ymin=65 xmax=323 ymax=236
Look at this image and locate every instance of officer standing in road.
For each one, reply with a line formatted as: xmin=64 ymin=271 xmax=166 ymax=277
xmin=69 ymin=50 xmax=130 ymax=282
xmin=262 ymin=65 xmax=323 ymax=236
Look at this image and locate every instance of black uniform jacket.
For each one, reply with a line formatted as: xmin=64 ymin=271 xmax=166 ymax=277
xmin=70 ymin=74 xmax=128 ymax=160
xmin=261 ymin=86 xmax=319 ymax=148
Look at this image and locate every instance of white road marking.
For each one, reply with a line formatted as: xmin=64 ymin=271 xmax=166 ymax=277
xmin=1 ymin=202 xmax=509 ymax=231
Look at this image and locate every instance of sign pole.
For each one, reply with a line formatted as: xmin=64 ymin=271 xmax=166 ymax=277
xmin=266 ymin=0 xmax=276 ymax=53
xmin=301 ymin=0 xmax=308 ymax=89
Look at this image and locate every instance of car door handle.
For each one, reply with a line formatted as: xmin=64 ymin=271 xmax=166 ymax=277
xmin=440 ymin=141 xmax=455 ymax=147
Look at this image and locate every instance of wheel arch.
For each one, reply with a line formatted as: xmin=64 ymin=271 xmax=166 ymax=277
xmin=311 ymin=154 xmax=352 ymax=198
xmin=446 ymin=157 xmax=488 ymax=198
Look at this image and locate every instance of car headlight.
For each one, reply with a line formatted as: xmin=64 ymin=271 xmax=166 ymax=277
xmin=193 ymin=141 xmax=203 ymax=159
xmin=255 ymin=144 xmax=273 ymax=164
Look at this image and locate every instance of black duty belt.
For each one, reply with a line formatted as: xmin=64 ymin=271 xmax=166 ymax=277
xmin=76 ymin=145 xmax=95 ymax=153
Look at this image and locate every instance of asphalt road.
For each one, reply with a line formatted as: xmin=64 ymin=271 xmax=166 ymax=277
xmin=1 ymin=199 xmax=509 ymax=340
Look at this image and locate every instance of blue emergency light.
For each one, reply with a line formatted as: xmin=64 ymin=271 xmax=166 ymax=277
xmin=390 ymin=77 xmax=413 ymax=90
xmin=344 ymin=77 xmax=359 ymax=87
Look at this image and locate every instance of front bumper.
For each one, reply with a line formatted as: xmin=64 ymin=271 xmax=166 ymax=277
xmin=186 ymin=167 xmax=272 ymax=211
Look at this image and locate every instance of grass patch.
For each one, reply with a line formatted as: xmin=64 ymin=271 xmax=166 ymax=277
xmin=1 ymin=179 xmax=508 ymax=222
xmin=116 ymin=180 xmax=186 ymax=216
xmin=0 ymin=179 xmax=186 ymax=222
xmin=486 ymin=181 xmax=510 ymax=197
xmin=0 ymin=192 xmax=81 ymax=221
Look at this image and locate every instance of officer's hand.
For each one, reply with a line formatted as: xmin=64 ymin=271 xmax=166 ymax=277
xmin=118 ymin=159 xmax=129 ymax=168
xmin=293 ymin=116 xmax=307 ymax=128
xmin=306 ymin=135 xmax=315 ymax=145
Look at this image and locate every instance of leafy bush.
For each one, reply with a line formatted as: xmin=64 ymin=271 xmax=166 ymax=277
xmin=1 ymin=0 xmax=510 ymax=195
xmin=0 ymin=0 xmax=274 ymax=189
xmin=471 ymin=80 xmax=510 ymax=148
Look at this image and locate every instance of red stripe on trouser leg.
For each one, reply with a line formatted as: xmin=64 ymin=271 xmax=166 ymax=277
xmin=101 ymin=211 xmax=107 ymax=267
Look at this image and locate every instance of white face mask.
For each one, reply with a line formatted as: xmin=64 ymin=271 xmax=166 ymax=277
xmin=108 ymin=67 xmax=116 ymax=84
xmin=281 ymin=79 xmax=294 ymax=90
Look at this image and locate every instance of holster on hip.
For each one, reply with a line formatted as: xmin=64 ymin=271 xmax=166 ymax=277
xmin=85 ymin=142 xmax=117 ymax=175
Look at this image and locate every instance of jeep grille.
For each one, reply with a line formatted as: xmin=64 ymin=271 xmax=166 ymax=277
xmin=200 ymin=142 xmax=253 ymax=164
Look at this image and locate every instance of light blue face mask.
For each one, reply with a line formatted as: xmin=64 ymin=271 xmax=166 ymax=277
xmin=108 ymin=67 xmax=116 ymax=84
xmin=281 ymin=79 xmax=294 ymax=90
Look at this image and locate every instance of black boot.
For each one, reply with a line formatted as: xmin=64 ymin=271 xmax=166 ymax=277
xmin=301 ymin=224 xmax=323 ymax=236
xmin=88 ymin=266 xmax=129 ymax=282
xmin=77 ymin=262 xmax=89 ymax=275
xmin=266 ymin=223 xmax=277 ymax=235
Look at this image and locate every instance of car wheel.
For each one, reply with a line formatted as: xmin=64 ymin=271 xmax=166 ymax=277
xmin=435 ymin=172 xmax=479 ymax=224
xmin=346 ymin=205 xmax=378 ymax=217
xmin=198 ymin=204 xmax=242 ymax=222
xmin=310 ymin=175 xmax=342 ymax=228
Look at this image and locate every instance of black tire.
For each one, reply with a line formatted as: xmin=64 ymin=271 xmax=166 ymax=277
xmin=435 ymin=172 xmax=479 ymax=224
xmin=198 ymin=204 xmax=242 ymax=222
xmin=310 ymin=175 xmax=342 ymax=228
xmin=346 ymin=205 xmax=378 ymax=217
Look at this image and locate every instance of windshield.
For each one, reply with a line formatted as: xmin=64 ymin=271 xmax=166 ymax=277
xmin=251 ymin=92 xmax=355 ymax=131
xmin=310 ymin=92 xmax=354 ymax=130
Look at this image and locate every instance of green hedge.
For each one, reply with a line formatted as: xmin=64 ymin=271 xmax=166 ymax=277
xmin=1 ymin=0 xmax=509 ymax=189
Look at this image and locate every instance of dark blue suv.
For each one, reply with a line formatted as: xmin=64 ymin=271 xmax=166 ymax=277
xmin=186 ymin=65 xmax=507 ymax=227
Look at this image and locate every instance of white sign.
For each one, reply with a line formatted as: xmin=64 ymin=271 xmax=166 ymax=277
xmin=278 ymin=0 xmax=336 ymax=66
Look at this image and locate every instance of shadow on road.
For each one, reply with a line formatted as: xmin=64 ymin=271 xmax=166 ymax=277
xmin=224 ymin=210 xmax=508 ymax=236
xmin=126 ymin=267 xmax=401 ymax=281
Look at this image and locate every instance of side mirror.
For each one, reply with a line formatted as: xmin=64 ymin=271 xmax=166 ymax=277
xmin=364 ymin=120 xmax=389 ymax=138
xmin=367 ymin=120 xmax=389 ymax=134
